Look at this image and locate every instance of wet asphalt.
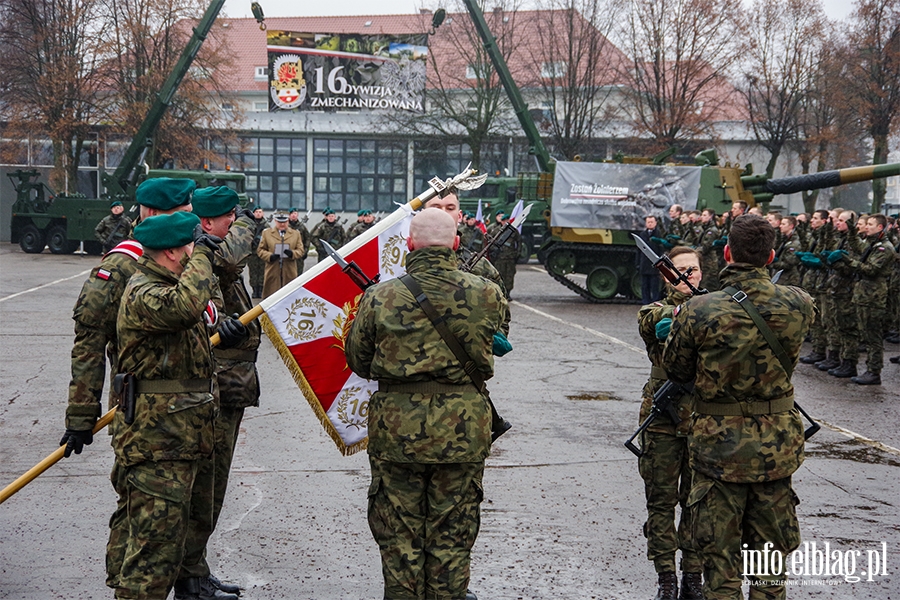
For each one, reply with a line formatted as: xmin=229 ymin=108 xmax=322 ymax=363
xmin=0 ymin=245 xmax=897 ymax=599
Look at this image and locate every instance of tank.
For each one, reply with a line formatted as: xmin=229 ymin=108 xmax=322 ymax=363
xmin=539 ymin=156 xmax=900 ymax=303
xmin=7 ymin=0 xmax=243 ymax=255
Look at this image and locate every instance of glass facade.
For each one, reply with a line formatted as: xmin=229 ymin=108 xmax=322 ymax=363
xmin=239 ymin=136 xmax=307 ymax=210
xmin=312 ymin=139 xmax=407 ymax=213
xmin=414 ymin=140 xmax=513 ymax=191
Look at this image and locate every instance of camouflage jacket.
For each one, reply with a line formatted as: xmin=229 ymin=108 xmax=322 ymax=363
xmin=695 ymin=223 xmax=720 ymax=258
xmin=113 ymin=248 xmax=218 ymax=466
xmin=347 ymin=221 xmax=373 ymax=242
xmin=661 ymin=264 xmax=815 ymax=483
xmin=839 ymin=234 xmax=896 ymax=306
xmin=800 ymin=223 xmax=833 ymax=292
xmin=825 ymin=229 xmax=864 ymax=296
xmin=289 ymin=220 xmax=311 ymax=258
xmin=345 ymin=246 xmax=509 ymax=464
xmin=212 ymin=214 xmax=262 ymax=408
xmin=459 ymin=224 xmax=484 ymax=254
xmin=457 ymin=249 xmax=509 ymax=332
xmin=310 ymin=220 xmax=345 ymax=253
xmin=66 ymin=241 xmax=143 ymax=430
xmin=771 ymin=231 xmax=803 ymax=287
xmin=94 ymin=214 xmax=133 ymax=249
xmin=637 ymin=289 xmax=693 ymax=436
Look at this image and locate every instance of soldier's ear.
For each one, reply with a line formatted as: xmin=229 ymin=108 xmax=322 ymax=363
xmin=407 ymin=236 xmax=415 ymax=252
xmin=453 ymin=235 xmax=460 ymax=251
xmin=723 ymin=244 xmax=732 ymax=263
xmin=766 ymin=249 xmax=775 ymax=265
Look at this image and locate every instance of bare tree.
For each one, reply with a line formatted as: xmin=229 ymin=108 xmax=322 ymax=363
xmin=0 ymin=0 xmax=108 ymax=191
xmin=842 ymin=0 xmax=900 ymax=212
xmin=617 ymin=0 xmax=745 ymax=150
xmin=739 ymin=0 xmax=826 ymax=178
xmin=100 ymin=0 xmax=242 ymax=170
xmin=382 ymin=1 xmax=520 ymax=169
xmin=528 ymin=0 xmax=623 ymax=160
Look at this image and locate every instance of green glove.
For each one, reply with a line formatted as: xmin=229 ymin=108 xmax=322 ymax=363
xmin=666 ymin=234 xmax=681 ymax=241
xmin=799 ymin=254 xmax=822 ymax=268
xmin=655 ymin=318 xmax=673 ymax=340
xmin=826 ymin=249 xmax=848 ymax=265
xmin=651 ymin=236 xmax=674 ymax=250
xmin=492 ymin=332 xmax=513 ymax=356
xmin=712 ymin=237 xmax=727 ymax=248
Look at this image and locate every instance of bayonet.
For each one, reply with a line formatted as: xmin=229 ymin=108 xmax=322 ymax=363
xmin=320 ymin=240 xmax=380 ymax=290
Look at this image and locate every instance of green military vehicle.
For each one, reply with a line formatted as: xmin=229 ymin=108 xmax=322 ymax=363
xmin=8 ymin=0 xmax=244 ymax=255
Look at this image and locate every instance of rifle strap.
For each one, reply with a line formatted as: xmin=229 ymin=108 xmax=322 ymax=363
xmin=722 ymin=286 xmax=793 ymax=378
xmin=398 ymin=274 xmax=486 ymax=394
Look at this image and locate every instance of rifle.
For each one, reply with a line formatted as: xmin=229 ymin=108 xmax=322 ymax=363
xmin=625 ymin=233 xmax=708 ymax=458
xmin=461 ymin=205 xmax=532 ymax=273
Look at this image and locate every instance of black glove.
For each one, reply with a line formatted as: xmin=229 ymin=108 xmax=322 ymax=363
xmin=218 ymin=314 xmax=248 ymax=349
xmin=60 ymin=429 xmax=93 ymax=458
xmin=283 ymin=248 xmax=293 ymax=258
xmin=269 ymin=254 xmax=279 ymax=263
xmin=192 ymin=224 xmax=223 ymax=252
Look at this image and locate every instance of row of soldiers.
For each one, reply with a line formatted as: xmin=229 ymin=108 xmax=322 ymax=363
xmin=457 ymin=210 xmax=521 ymax=298
xmin=647 ymin=202 xmax=899 ymax=384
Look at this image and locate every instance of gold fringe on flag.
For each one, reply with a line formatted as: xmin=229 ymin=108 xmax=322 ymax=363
xmin=260 ymin=313 xmax=368 ymax=456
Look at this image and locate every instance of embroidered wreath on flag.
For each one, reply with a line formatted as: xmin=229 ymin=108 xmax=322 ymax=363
xmin=336 ymin=386 xmax=368 ymax=430
xmin=283 ymin=297 xmax=326 ymax=341
xmin=381 ymin=234 xmax=407 ymax=277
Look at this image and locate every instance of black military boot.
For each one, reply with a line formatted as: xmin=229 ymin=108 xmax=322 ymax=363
xmin=829 ymin=359 xmax=857 ymax=378
xmin=208 ymin=574 xmax=241 ymax=596
xmin=173 ymin=576 xmax=239 ymax=600
xmin=800 ymin=350 xmax=826 ymax=364
xmin=815 ymin=351 xmax=840 ymax=371
xmin=465 ymin=590 xmax=478 ymax=600
xmin=654 ymin=572 xmax=679 ymax=600
xmin=679 ymin=572 xmax=703 ymax=599
xmin=851 ymin=371 xmax=881 ymax=385
xmin=890 ymin=355 xmax=900 ymax=364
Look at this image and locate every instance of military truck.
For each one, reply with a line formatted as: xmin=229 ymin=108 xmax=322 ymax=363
xmin=8 ymin=0 xmax=243 ymax=255
xmin=459 ymin=0 xmax=900 ymax=302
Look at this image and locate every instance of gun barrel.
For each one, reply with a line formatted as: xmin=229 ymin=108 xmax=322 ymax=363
xmin=752 ymin=163 xmax=900 ymax=197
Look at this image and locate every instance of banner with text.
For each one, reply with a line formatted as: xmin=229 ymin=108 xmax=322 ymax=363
xmin=551 ymin=162 xmax=703 ymax=231
xmin=267 ymin=31 xmax=427 ymax=113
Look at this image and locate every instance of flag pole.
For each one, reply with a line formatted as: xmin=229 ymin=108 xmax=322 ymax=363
xmin=0 ymin=167 xmax=480 ymax=505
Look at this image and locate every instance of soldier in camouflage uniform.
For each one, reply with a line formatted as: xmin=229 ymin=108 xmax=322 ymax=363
xmin=662 ymin=214 xmax=815 ymax=600
xmin=95 ymin=201 xmax=134 ymax=253
xmin=346 ymin=209 xmax=367 ymax=240
xmin=247 ymin=206 xmax=267 ymax=298
xmin=109 ymin=211 xmax=224 ymax=600
xmin=310 ymin=207 xmax=346 ymax=262
xmin=828 ymin=213 xmax=896 ymax=385
xmin=696 ymin=208 xmax=722 ymax=292
xmin=346 ymin=208 xmax=509 ymax=600
xmin=636 ymin=246 xmax=704 ymax=600
xmin=288 ymin=207 xmax=311 ymax=273
xmin=487 ymin=212 xmax=520 ymax=298
xmin=174 ymin=187 xmax=261 ymax=599
xmin=59 ymin=178 xmax=196 ymax=591
xmin=347 ymin=209 xmax=375 ymax=242
xmin=770 ymin=216 xmax=803 ymax=287
xmin=459 ymin=211 xmax=485 ymax=254
xmin=797 ymin=211 xmax=832 ymax=365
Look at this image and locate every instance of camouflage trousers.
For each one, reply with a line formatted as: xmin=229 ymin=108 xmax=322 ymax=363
xmin=808 ymin=291 xmax=828 ymax=354
xmin=638 ymin=430 xmax=702 ymax=574
xmin=248 ymin=255 xmax=265 ymax=297
xmin=368 ymin=457 xmax=484 ymax=600
xmin=830 ymin=293 xmax=859 ymax=361
xmin=110 ymin=459 xmax=213 ymax=600
xmin=689 ymin=472 xmax=800 ymax=600
xmin=857 ymin=304 xmax=886 ymax=374
xmin=178 ymin=406 xmax=245 ymax=581
xmin=493 ymin=259 xmax=516 ymax=297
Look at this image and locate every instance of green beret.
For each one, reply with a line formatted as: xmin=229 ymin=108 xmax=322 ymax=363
xmin=496 ymin=211 xmax=507 ymax=219
xmin=463 ymin=211 xmax=474 ymax=219
xmin=136 ymin=178 xmax=196 ymax=210
xmin=110 ymin=201 xmax=123 ymax=208
xmin=322 ymin=207 xmax=335 ymax=215
xmin=192 ymin=186 xmax=239 ymax=218
xmin=134 ymin=212 xmax=200 ymax=249
xmin=290 ymin=207 xmax=300 ymax=213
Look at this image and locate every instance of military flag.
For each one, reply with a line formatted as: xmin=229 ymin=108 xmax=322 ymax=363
xmin=257 ymin=168 xmax=486 ymax=455
xmin=475 ymin=200 xmax=487 ymax=235
xmin=508 ymin=199 xmax=525 ymax=232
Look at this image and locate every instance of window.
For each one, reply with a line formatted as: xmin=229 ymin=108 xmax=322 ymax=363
xmin=466 ymin=63 xmax=489 ymax=80
xmin=221 ymin=102 xmax=234 ymax=111
xmin=253 ymin=101 xmax=269 ymax=112
xmin=238 ymin=136 xmax=307 ymax=210
xmin=312 ymin=138 xmax=407 ymax=212
xmin=540 ymin=61 xmax=567 ymax=79
xmin=255 ymin=66 xmax=268 ymax=80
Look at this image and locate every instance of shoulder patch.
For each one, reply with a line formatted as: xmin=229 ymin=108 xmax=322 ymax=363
xmin=203 ymin=300 xmax=219 ymax=329
xmin=96 ymin=268 xmax=111 ymax=281
xmin=673 ymin=305 xmax=682 ymax=317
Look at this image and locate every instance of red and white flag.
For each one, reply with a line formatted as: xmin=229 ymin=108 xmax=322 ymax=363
xmin=258 ymin=205 xmax=415 ymax=455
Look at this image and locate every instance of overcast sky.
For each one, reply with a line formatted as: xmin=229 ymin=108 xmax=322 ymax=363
xmin=223 ymin=0 xmax=854 ymax=22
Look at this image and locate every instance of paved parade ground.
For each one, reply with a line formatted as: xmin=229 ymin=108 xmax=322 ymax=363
xmin=1 ymin=243 xmax=898 ymax=599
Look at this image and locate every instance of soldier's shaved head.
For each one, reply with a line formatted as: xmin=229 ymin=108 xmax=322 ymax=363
xmin=409 ymin=208 xmax=459 ymax=250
